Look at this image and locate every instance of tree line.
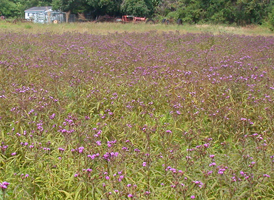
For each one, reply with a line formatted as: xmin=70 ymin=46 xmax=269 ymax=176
xmin=1 ymin=0 xmax=274 ymax=27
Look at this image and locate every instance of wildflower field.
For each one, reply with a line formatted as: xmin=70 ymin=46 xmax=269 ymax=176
xmin=0 ymin=27 xmax=274 ymax=199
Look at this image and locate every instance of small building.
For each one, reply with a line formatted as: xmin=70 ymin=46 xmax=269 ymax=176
xmin=24 ymin=7 xmax=65 ymax=24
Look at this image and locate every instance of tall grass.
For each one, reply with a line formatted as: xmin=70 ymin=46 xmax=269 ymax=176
xmin=0 ymin=20 xmax=273 ymax=35
xmin=0 ymin=24 xmax=274 ymax=199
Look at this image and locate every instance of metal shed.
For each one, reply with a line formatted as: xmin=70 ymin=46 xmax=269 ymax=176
xmin=24 ymin=7 xmax=65 ymax=24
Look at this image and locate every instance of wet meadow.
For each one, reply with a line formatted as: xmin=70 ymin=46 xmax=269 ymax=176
xmin=0 ymin=24 xmax=274 ymax=199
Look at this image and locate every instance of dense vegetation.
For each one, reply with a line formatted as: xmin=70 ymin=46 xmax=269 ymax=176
xmin=0 ymin=27 xmax=274 ymax=199
xmin=1 ymin=0 xmax=274 ymax=28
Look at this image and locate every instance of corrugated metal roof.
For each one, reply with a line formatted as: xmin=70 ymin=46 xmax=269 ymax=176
xmin=25 ymin=7 xmax=52 ymax=12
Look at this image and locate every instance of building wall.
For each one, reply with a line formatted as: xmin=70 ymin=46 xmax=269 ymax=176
xmin=24 ymin=12 xmax=45 ymax=23
xmin=25 ymin=11 xmax=65 ymax=24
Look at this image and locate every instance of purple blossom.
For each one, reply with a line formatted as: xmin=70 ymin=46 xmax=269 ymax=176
xmin=2 ymin=30 xmax=274 ymax=199
xmin=193 ymin=181 xmax=204 ymax=188
xmin=50 ymin=113 xmax=55 ymax=119
xmin=0 ymin=181 xmax=10 ymax=189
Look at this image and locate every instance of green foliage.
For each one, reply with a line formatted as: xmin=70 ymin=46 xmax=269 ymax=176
xmin=161 ymin=0 xmax=273 ymax=25
xmin=24 ymin=24 xmax=32 ymax=29
xmin=52 ymin=0 xmax=87 ymax=13
xmin=87 ymin=0 xmax=122 ymax=15
xmin=0 ymin=0 xmax=22 ymax=18
xmin=268 ymin=6 xmax=274 ymax=31
xmin=176 ymin=3 xmax=203 ymax=24
xmin=121 ymin=0 xmax=154 ymax=17
xmin=165 ymin=11 xmax=179 ymax=20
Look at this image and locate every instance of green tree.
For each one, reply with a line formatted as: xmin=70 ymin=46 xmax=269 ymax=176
xmin=52 ymin=0 xmax=88 ymax=22
xmin=155 ymin=0 xmax=273 ymax=25
xmin=268 ymin=6 xmax=274 ymax=31
xmin=52 ymin=0 xmax=85 ymax=13
xmin=87 ymin=0 xmax=122 ymax=16
xmin=23 ymin=0 xmax=53 ymax=8
xmin=121 ymin=0 xmax=154 ymax=17
xmin=0 ymin=0 xmax=53 ymax=18
xmin=0 ymin=0 xmax=22 ymax=18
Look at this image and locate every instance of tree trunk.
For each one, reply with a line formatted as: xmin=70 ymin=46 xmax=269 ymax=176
xmin=65 ymin=10 xmax=71 ymax=23
xmin=47 ymin=11 xmax=51 ymax=24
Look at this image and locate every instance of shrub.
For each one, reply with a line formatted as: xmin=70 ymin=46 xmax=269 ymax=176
xmin=24 ymin=24 xmax=32 ymax=29
xmin=268 ymin=7 xmax=274 ymax=31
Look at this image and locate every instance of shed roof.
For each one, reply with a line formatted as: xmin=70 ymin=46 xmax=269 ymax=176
xmin=25 ymin=7 xmax=52 ymax=12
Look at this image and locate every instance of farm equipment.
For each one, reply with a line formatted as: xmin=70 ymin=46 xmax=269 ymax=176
xmin=95 ymin=15 xmax=116 ymax=23
xmin=95 ymin=15 xmax=155 ymax=24
xmin=118 ymin=15 xmax=155 ymax=24
xmin=161 ymin=18 xmax=183 ymax=25
xmin=121 ymin=15 xmax=146 ymax=23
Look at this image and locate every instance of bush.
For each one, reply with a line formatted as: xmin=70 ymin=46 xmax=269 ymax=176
xmin=121 ymin=0 xmax=154 ymax=17
xmin=24 ymin=24 xmax=32 ymax=29
xmin=166 ymin=11 xmax=179 ymax=21
xmin=268 ymin=7 xmax=274 ymax=31
xmin=210 ymin=11 xmax=226 ymax=24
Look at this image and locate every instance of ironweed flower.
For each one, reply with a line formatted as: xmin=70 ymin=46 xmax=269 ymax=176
xmin=0 ymin=182 xmax=10 ymax=190
xmin=50 ymin=113 xmax=55 ymax=119
xmin=78 ymin=147 xmax=84 ymax=153
xmin=86 ymin=168 xmax=92 ymax=172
